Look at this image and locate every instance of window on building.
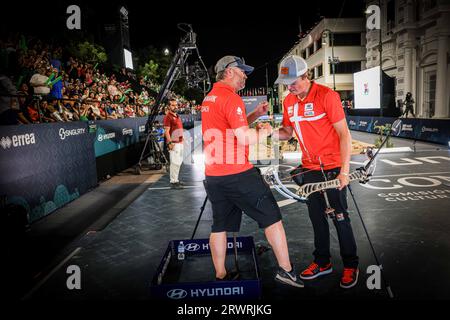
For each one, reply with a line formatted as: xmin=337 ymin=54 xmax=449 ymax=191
xmin=426 ymin=73 xmax=436 ymax=118
xmin=301 ymin=50 xmax=306 ymax=59
xmin=334 ymin=61 xmax=361 ymax=74
xmin=424 ymin=0 xmax=437 ymax=12
xmin=398 ymin=6 xmax=404 ymax=24
xmin=317 ymin=64 xmax=323 ymax=77
xmin=332 ymin=33 xmax=361 ymax=46
xmin=307 ymin=46 xmax=312 ymax=57
xmin=316 ymin=39 xmax=322 ymax=52
xmin=387 ymin=0 xmax=396 ymax=30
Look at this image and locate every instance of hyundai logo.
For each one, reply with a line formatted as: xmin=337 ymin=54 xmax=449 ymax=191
xmin=184 ymin=243 xmax=200 ymax=252
xmin=167 ymin=289 xmax=188 ymax=299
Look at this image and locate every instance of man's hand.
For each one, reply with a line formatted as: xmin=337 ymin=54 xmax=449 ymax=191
xmin=168 ymin=142 xmax=174 ymax=151
xmin=254 ymin=101 xmax=269 ymax=117
xmin=255 ymin=122 xmax=272 ymax=135
xmin=337 ymin=173 xmax=350 ymax=190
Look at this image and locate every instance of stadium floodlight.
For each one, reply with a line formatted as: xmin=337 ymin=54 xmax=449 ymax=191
xmin=120 ymin=6 xmax=128 ymax=17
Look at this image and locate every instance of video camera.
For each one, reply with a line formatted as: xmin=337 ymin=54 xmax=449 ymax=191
xmin=185 ymin=62 xmax=208 ymax=88
xmin=150 ymin=122 xmax=163 ymax=136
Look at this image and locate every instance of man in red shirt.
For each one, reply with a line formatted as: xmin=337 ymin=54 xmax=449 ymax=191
xmin=201 ymin=55 xmax=304 ymax=288
xmin=272 ymin=55 xmax=359 ymax=289
xmin=164 ymin=98 xmax=184 ymax=189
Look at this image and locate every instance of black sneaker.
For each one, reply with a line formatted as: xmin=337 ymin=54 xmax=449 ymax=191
xmin=275 ymin=265 xmax=304 ymax=288
xmin=216 ymin=271 xmax=240 ymax=281
xmin=170 ymin=183 xmax=182 ymax=189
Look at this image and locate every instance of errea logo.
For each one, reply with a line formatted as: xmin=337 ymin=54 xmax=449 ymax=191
xmin=1 ymin=133 xmax=36 ymax=149
xmin=236 ymin=107 xmax=243 ymax=116
xmin=0 ymin=136 xmax=12 ymax=149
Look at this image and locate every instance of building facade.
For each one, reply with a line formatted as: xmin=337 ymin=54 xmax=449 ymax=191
xmin=278 ymin=18 xmax=366 ymax=108
xmin=366 ymin=0 xmax=449 ymax=118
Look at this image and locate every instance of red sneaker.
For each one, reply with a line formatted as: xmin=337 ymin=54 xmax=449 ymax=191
xmin=300 ymin=262 xmax=333 ymax=280
xmin=340 ymin=268 xmax=359 ymax=289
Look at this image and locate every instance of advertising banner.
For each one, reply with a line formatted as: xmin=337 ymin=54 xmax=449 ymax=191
xmin=0 ymin=122 xmax=97 ymax=222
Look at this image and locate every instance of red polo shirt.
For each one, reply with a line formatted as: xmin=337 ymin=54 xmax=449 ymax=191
xmin=282 ymin=81 xmax=345 ymax=170
xmin=201 ymin=82 xmax=253 ymax=176
xmin=163 ymin=112 xmax=183 ymax=143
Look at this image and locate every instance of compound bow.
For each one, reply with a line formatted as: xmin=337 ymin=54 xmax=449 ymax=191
xmin=263 ymin=119 xmax=401 ymax=201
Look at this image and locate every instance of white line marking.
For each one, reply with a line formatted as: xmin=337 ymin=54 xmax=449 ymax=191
xmin=374 ymin=147 xmax=413 ymax=153
xmin=350 ymin=161 xmax=366 ymax=165
xmin=147 ymin=186 xmax=200 ymax=190
xmin=277 ymin=199 xmax=298 ymax=208
xmin=371 ymin=171 xmax=450 ymax=178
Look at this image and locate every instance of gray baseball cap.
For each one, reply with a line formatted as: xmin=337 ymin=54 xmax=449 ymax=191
xmin=275 ymin=55 xmax=308 ymax=85
xmin=214 ymin=56 xmax=254 ymax=75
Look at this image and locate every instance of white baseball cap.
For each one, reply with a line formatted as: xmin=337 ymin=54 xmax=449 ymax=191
xmin=274 ymin=55 xmax=308 ymax=85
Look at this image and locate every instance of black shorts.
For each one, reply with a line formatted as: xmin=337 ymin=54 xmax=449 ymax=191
xmin=204 ymin=167 xmax=282 ymax=233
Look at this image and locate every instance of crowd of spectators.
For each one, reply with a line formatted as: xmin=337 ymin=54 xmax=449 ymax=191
xmin=0 ymin=34 xmax=200 ymax=125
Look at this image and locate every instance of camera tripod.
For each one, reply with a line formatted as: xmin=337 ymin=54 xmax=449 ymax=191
xmin=135 ymin=130 xmax=169 ymax=174
xmin=191 ymin=195 xmax=241 ymax=280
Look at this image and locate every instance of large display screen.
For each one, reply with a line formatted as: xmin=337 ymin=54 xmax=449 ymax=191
xmin=124 ymin=48 xmax=133 ymax=70
xmin=353 ymin=66 xmax=381 ymax=109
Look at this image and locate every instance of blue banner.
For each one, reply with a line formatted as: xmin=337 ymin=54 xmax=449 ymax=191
xmin=242 ymin=95 xmax=267 ymax=115
xmin=0 ymin=122 xmax=97 ymax=222
xmin=95 ymin=115 xmax=200 ymax=157
xmin=93 ymin=118 xmax=139 ymax=157
xmin=346 ymin=116 xmax=450 ymax=145
xmin=0 ymin=115 xmax=202 ymax=223
xmin=418 ymin=119 xmax=450 ymax=145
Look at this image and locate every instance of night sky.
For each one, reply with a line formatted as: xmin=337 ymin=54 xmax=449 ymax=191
xmin=2 ymin=0 xmax=365 ymax=87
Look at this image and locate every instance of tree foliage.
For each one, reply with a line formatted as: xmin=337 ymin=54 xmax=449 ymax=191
xmin=68 ymin=41 xmax=108 ymax=65
xmin=139 ymin=59 xmax=159 ymax=80
xmin=374 ymin=124 xmax=394 ymax=148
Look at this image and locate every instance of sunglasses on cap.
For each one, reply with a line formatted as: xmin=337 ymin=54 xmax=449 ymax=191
xmin=223 ymin=57 xmax=246 ymax=69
